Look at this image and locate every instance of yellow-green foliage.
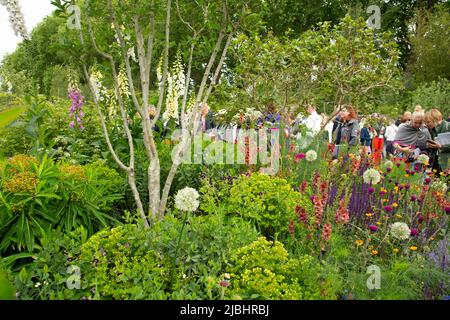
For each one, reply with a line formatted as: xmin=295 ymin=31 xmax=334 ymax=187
xmin=2 ymin=172 xmax=39 ymax=194
xmin=0 ymin=107 xmax=25 ymax=128
xmin=227 ymin=237 xmax=339 ymax=300
xmin=5 ymin=155 xmax=39 ymax=173
xmin=59 ymin=164 xmax=87 ymax=182
xmin=228 ymin=173 xmax=302 ymax=235
xmin=78 ymin=225 xmax=168 ymax=299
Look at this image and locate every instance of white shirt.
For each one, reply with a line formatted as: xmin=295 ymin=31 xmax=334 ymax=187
xmin=302 ymin=111 xmax=322 ymax=136
xmin=385 ymin=124 xmax=398 ymax=141
xmin=325 ymin=121 xmax=334 ymax=143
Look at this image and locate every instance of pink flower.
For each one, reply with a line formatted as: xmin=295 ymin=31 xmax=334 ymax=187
xmin=384 ymin=205 xmax=393 ymax=213
xmin=295 ymin=153 xmax=306 ymax=161
xmin=321 ymin=224 xmax=332 ymax=242
xmin=288 ymin=221 xmax=295 ymax=237
xmin=369 ymin=225 xmax=378 ymax=232
xmin=336 ymin=199 xmax=350 ymax=224
xmin=219 ymin=280 xmax=230 ymax=288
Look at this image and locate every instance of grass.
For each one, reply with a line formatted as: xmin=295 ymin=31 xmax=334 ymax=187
xmin=0 ymin=107 xmax=25 ymax=128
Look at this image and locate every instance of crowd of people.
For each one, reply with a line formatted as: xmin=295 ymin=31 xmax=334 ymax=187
xmin=148 ymin=101 xmax=450 ymax=174
xmin=296 ymin=104 xmax=450 ymax=173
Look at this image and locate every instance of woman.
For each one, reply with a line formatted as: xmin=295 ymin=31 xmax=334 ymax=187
xmin=333 ymin=105 xmax=359 ymax=158
xmin=393 ymin=112 xmax=431 ymax=163
xmin=425 ymin=109 xmax=450 ymax=172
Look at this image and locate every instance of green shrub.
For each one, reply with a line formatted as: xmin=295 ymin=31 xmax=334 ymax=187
xmin=226 ymin=237 xmax=340 ymax=300
xmin=9 ymin=227 xmax=88 ymax=300
xmin=10 ymin=213 xmax=259 ymax=300
xmin=227 ymin=173 xmax=302 ymax=237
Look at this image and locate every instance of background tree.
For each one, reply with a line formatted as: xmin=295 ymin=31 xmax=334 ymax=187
xmin=407 ymin=4 xmax=450 ymax=86
xmin=216 ymin=16 xmax=402 ymax=116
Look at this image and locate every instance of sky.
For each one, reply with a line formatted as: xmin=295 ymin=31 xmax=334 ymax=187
xmin=0 ymin=0 xmax=55 ymax=60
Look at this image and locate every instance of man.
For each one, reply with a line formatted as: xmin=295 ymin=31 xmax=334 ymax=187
xmin=384 ymin=120 xmax=398 ymax=158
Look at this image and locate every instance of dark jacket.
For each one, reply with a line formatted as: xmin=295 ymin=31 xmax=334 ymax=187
xmin=360 ymin=127 xmax=371 ymax=146
xmin=335 ymin=119 xmax=359 ymax=146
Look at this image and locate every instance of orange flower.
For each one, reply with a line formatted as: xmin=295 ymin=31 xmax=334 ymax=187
xmin=371 ymin=250 xmax=379 ymax=255
xmin=410 ymin=246 xmax=418 ymax=251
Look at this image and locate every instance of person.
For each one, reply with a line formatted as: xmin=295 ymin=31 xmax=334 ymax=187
xmin=401 ymin=111 xmax=412 ymax=124
xmin=360 ymin=122 xmax=372 ymax=154
xmin=200 ymin=102 xmax=215 ymax=133
xmin=371 ymin=121 xmax=385 ymax=164
xmin=333 ymin=105 xmax=359 ymax=158
xmin=393 ymin=112 xmax=431 ymax=163
xmin=303 ymin=105 xmax=322 ymax=137
xmin=384 ymin=120 xmax=398 ymax=158
xmin=414 ymin=105 xmax=425 ymax=114
xmin=291 ymin=105 xmax=322 ymax=149
xmin=425 ymin=109 xmax=450 ymax=172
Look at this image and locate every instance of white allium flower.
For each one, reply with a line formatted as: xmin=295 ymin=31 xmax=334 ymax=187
xmin=382 ymin=160 xmax=394 ymax=169
xmin=363 ymin=168 xmax=381 ymax=185
xmin=1 ymin=0 xmax=28 ymax=39
xmin=417 ymin=154 xmax=429 ymax=165
xmin=430 ymin=180 xmax=448 ymax=193
xmin=305 ymin=150 xmax=317 ymax=162
xmin=175 ymin=187 xmax=200 ymax=212
xmin=390 ymin=222 xmax=411 ymax=241
xmin=244 ymin=108 xmax=262 ymax=121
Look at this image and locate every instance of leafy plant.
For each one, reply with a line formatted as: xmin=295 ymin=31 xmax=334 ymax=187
xmin=227 ymin=173 xmax=301 ymax=238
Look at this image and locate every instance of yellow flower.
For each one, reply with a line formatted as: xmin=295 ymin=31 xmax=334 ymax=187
xmin=392 ymin=203 xmax=398 ymax=208
xmin=394 ymin=186 xmax=399 ymax=192
xmin=410 ymin=246 xmax=418 ymax=251
xmin=355 ymin=240 xmax=364 ymax=246
xmin=433 ymin=169 xmax=437 ymax=173
xmin=371 ymin=250 xmax=379 ymax=255
xmin=376 ymin=221 xmax=382 ymax=226
xmin=395 ymin=214 xmax=402 ymax=219
xmin=393 ymin=248 xmax=399 ymax=253
xmin=366 ymin=213 xmax=374 ymax=218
